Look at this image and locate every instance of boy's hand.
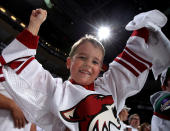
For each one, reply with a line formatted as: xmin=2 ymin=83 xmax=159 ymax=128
xmin=27 ymin=8 xmax=47 ymax=35
xmin=30 ymin=8 xmax=47 ymax=26
xmin=10 ymin=102 xmax=28 ymax=128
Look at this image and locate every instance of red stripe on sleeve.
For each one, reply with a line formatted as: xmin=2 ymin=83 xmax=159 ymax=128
xmin=0 ymin=67 xmax=3 ymax=74
xmin=154 ymin=112 xmax=170 ymax=120
xmin=16 ymin=57 xmax=35 ymax=74
xmin=0 ymin=66 xmax=5 ymax=82
xmin=0 ymin=77 xmax=5 ymax=82
xmin=8 ymin=61 xmax=24 ymax=69
xmin=114 ymin=58 xmax=139 ymax=77
xmin=125 ymin=47 xmax=152 ymax=68
xmin=16 ymin=29 xmax=39 ymax=49
xmin=131 ymin=28 xmax=149 ymax=43
xmin=118 ymin=52 xmax=147 ymax=73
xmin=0 ymin=56 xmax=6 ymax=65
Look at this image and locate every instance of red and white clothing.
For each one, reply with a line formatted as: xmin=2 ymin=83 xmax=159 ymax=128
xmin=0 ymin=10 xmax=170 ymax=131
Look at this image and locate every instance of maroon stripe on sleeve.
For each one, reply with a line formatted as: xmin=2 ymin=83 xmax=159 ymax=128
xmin=16 ymin=57 xmax=35 ymax=74
xmin=8 ymin=61 xmax=24 ymax=69
xmin=131 ymin=28 xmax=149 ymax=43
xmin=16 ymin=29 xmax=39 ymax=49
xmin=0 ymin=77 xmax=5 ymax=82
xmin=154 ymin=112 xmax=170 ymax=120
xmin=114 ymin=58 xmax=139 ymax=77
xmin=0 ymin=67 xmax=3 ymax=74
xmin=118 ymin=52 xmax=147 ymax=73
xmin=125 ymin=47 xmax=152 ymax=68
xmin=0 ymin=56 xmax=6 ymax=65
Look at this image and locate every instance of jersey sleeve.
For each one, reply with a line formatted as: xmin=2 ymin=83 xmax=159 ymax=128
xmin=0 ymin=29 xmax=61 ymax=129
xmin=125 ymin=9 xmax=170 ymax=78
xmin=0 ymin=29 xmax=39 ymax=83
xmin=96 ymin=27 xmax=170 ymax=113
xmin=95 ymin=28 xmax=151 ymax=112
xmin=95 ymin=10 xmax=170 ymax=113
xmin=0 ymin=29 xmax=39 ymax=66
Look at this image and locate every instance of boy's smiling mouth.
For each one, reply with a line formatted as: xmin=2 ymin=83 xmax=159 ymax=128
xmin=79 ymin=70 xmax=91 ymax=75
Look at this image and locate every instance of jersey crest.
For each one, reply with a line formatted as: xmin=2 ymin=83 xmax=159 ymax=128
xmin=60 ymin=94 xmax=121 ymax=131
xmin=155 ymin=94 xmax=170 ymax=116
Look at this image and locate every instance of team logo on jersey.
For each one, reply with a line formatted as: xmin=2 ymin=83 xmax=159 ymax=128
xmin=60 ymin=94 xmax=121 ymax=131
xmin=160 ymin=96 xmax=170 ymax=112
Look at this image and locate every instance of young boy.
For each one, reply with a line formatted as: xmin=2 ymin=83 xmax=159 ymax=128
xmin=150 ymin=67 xmax=170 ymax=131
xmin=0 ymin=9 xmax=170 ymax=131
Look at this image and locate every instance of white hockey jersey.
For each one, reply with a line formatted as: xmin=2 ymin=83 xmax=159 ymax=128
xmin=0 ymin=9 xmax=170 ymax=131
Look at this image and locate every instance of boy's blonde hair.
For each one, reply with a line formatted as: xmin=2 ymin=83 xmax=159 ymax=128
xmin=69 ymin=35 xmax=105 ymax=61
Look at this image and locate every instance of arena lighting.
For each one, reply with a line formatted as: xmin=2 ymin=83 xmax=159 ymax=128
xmin=10 ymin=15 xmax=17 ymax=21
xmin=20 ymin=23 xmax=26 ymax=28
xmin=0 ymin=7 xmax=6 ymax=13
xmin=97 ymin=26 xmax=111 ymax=40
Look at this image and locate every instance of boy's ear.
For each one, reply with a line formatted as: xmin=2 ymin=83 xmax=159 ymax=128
xmin=66 ymin=57 xmax=71 ymax=69
xmin=101 ymin=64 xmax=108 ymax=72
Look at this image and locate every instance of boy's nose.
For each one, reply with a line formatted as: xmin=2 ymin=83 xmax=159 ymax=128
xmin=84 ymin=60 xmax=92 ymax=67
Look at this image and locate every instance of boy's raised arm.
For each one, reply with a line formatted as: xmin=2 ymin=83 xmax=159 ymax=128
xmin=27 ymin=8 xmax=47 ymax=36
xmin=0 ymin=9 xmax=47 ymax=66
xmin=125 ymin=9 xmax=170 ymax=78
xmin=96 ymin=10 xmax=170 ymax=113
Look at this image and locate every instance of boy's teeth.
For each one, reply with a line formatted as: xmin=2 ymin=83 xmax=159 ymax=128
xmin=80 ymin=70 xmax=90 ymax=74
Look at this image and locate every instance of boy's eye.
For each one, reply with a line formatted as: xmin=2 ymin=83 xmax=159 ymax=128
xmin=93 ymin=60 xmax=99 ymax=65
xmin=78 ymin=56 xmax=86 ymax=60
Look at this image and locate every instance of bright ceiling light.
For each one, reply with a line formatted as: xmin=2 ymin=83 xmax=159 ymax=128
xmin=0 ymin=7 xmax=6 ymax=13
xmin=10 ymin=15 xmax=17 ymax=21
xmin=97 ymin=26 xmax=110 ymax=40
xmin=20 ymin=22 xmax=26 ymax=28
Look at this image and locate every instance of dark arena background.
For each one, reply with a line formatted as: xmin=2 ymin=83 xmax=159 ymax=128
xmin=0 ymin=0 xmax=170 ymax=124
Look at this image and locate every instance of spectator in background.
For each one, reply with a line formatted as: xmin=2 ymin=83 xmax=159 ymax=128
xmin=139 ymin=122 xmax=151 ymax=131
xmin=128 ymin=114 xmax=140 ymax=131
xmin=150 ymin=67 xmax=170 ymax=131
xmin=119 ymin=105 xmax=131 ymax=131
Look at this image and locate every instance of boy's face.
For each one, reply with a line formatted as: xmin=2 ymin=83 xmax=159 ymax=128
xmin=66 ymin=42 xmax=103 ymax=85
